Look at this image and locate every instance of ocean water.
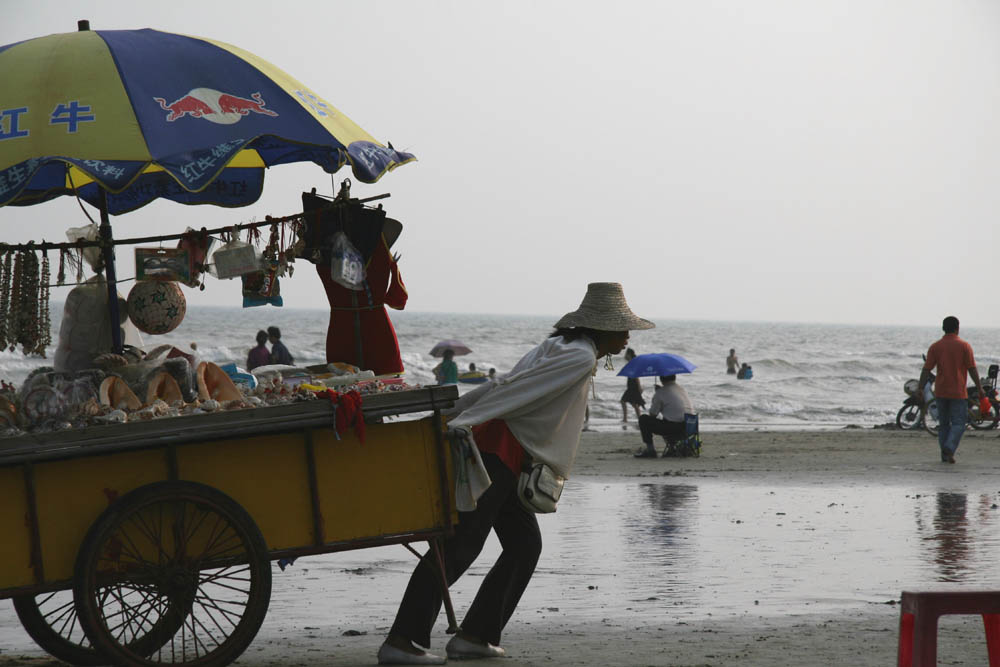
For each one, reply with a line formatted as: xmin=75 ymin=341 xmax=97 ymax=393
xmin=4 ymin=306 xmax=1000 ymax=430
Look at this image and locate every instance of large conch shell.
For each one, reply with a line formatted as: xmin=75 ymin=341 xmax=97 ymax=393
xmin=196 ymin=362 xmax=243 ymax=402
xmin=99 ymin=376 xmax=141 ymax=411
xmin=145 ymin=371 xmax=184 ymax=405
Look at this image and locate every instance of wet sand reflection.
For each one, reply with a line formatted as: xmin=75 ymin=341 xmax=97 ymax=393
xmin=913 ymin=491 xmax=999 ymax=583
xmin=252 ymin=479 xmax=1000 ymax=630
xmin=519 ymin=480 xmax=1000 ymax=621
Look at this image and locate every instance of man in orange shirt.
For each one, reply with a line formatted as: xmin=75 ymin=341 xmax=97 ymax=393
xmin=919 ymin=316 xmax=985 ymax=463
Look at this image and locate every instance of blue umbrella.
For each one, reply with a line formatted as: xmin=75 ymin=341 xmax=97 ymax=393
xmin=617 ymin=353 xmax=696 ymax=378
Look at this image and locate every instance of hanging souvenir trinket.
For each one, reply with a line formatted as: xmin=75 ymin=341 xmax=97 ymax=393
xmin=0 ymin=250 xmax=11 ymax=349
xmin=242 ymin=259 xmax=282 ymax=308
xmin=36 ymin=250 xmax=51 ymax=357
xmin=57 ymin=248 xmax=66 ymax=286
xmin=135 ymin=247 xmax=191 ymax=283
xmin=8 ymin=250 xmax=22 ymax=352
xmin=177 ymin=228 xmax=214 ymax=289
xmin=211 ymin=227 xmax=259 ymax=280
xmin=242 ymin=224 xmax=283 ymax=307
xmin=12 ymin=249 xmax=41 ymax=355
xmin=127 ymin=280 xmax=187 ymax=335
xmin=329 ymin=231 xmax=365 ymax=290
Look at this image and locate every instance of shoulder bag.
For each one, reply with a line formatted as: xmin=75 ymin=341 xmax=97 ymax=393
xmin=517 ymin=460 xmax=564 ymax=514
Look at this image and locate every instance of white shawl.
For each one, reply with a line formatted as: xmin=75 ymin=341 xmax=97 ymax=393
xmin=447 ymin=336 xmax=597 ymax=478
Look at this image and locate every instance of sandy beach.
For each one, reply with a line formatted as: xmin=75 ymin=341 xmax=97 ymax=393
xmin=3 ymin=427 xmax=1000 ymax=666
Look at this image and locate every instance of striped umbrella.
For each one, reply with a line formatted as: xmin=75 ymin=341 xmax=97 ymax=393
xmin=0 ymin=20 xmax=415 ymax=352
xmin=0 ymin=21 xmax=415 ymax=214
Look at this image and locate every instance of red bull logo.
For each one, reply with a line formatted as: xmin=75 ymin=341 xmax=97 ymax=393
xmin=153 ymin=88 xmax=279 ymax=124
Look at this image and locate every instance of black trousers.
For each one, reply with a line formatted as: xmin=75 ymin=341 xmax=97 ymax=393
xmin=639 ymin=413 xmax=685 ymax=446
xmin=389 ymin=453 xmax=541 ymax=648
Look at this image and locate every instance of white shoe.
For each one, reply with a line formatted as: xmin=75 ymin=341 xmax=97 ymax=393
xmin=445 ymin=635 xmax=506 ymax=659
xmin=377 ymin=641 xmax=446 ymax=665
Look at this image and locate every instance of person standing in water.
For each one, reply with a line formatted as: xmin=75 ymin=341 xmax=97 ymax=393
xmin=247 ymin=330 xmax=270 ymax=371
xmin=433 ymin=349 xmax=459 ymax=385
xmin=620 ymin=347 xmax=645 ymax=422
xmin=267 ymin=326 xmax=294 ymax=366
xmin=726 ymin=348 xmax=739 ymax=375
xmin=377 ymin=282 xmax=654 ymax=665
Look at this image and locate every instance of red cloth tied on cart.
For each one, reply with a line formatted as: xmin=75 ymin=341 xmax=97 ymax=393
xmin=316 ymin=389 xmax=365 ymax=443
xmin=303 ymin=193 xmax=408 ymax=376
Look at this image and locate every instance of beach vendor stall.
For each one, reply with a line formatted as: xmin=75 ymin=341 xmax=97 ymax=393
xmin=0 ymin=21 xmax=460 ymax=667
xmin=0 ymin=19 xmax=415 ymax=354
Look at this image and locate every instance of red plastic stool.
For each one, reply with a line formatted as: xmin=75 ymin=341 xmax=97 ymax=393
xmin=897 ymin=591 xmax=1000 ymax=666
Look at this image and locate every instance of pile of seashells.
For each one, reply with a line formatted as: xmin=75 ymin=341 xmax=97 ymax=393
xmin=0 ymin=353 xmax=416 ymax=438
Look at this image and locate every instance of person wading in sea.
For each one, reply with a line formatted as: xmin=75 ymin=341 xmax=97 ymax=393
xmin=726 ymin=348 xmax=739 ymax=375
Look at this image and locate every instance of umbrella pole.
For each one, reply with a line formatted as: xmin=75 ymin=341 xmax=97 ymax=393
xmin=97 ymin=189 xmax=124 ymax=354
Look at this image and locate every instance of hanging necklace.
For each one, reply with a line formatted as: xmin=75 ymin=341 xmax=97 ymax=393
xmin=8 ymin=251 xmax=22 ymax=352
xmin=36 ymin=250 xmax=51 ymax=357
xmin=16 ymin=249 xmax=40 ymax=355
xmin=0 ymin=251 xmax=10 ymax=350
xmin=57 ymin=248 xmax=66 ymax=286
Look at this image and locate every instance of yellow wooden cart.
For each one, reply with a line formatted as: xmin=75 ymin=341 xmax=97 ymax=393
xmin=0 ymin=385 xmax=459 ymax=667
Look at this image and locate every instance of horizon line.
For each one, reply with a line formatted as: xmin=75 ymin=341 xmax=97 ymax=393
xmin=44 ymin=299 xmax=980 ymax=330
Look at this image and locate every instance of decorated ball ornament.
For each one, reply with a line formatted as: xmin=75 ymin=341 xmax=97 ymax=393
xmin=127 ymin=281 xmax=186 ymax=335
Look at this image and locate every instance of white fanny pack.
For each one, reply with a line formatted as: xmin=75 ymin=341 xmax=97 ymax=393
xmin=517 ymin=462 xmax=564 ymax=514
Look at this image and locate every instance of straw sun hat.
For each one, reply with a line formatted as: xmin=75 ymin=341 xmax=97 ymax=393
xmin=554 ymin=282 xmax=655 ymax=331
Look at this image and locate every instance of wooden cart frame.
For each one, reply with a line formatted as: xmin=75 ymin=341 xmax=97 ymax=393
xmin=0 ymin=385 xmax=459 ymax=667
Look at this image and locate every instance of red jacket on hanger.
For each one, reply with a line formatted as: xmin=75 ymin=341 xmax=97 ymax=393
xmin=316 ymin=235 xmax=407 ymax=375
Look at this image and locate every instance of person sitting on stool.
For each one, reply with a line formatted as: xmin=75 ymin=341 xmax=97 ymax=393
xmin=634 ymin=375 xmax=694 ymax=458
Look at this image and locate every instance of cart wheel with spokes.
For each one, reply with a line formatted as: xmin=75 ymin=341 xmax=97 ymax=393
xmin=14 ymin=584 xmax=193 ymax=664
xmin=13 ymin=591 xmax=106 ymax=665
xmin=73 ymin=481 xmax=272 ymax=667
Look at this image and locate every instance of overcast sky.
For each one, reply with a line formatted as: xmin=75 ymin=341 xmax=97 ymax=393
xmin=4 ymin=1 xmax=1000 ymax=327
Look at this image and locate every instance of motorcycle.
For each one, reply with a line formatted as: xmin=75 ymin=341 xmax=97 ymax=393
xmin=897 ymin=374 xmax=933 ymax=431
xmin=923 ymin=364 xmax=1000 ymax=436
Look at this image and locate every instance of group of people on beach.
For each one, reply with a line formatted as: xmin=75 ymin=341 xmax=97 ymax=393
xmin=329 ymin=282 xmax=985 ymax=665
xmin=432 ymin=350 xmax=497 ymax=385
xmin=618 ymin=347 xmax=698 ymax=458
xmin=246 ymin=326 xmax=294 ymax=370
xmin=619 ymin=345 xmax=756 ymax=458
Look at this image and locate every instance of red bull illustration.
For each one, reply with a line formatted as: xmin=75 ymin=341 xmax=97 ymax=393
xmin=153 ymin=88 xmax=279 ymax=124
